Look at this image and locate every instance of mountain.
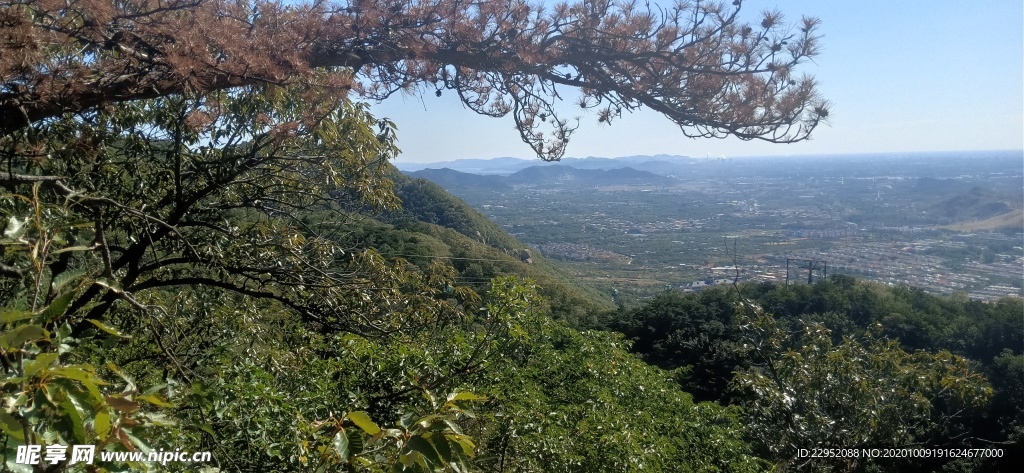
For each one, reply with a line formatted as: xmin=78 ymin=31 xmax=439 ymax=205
xmin=395 ymin=157 xmax=536 ymax=174
xmin=928 ymin=186 xmax=1017 ymax=222
xmin=394 ymin=154 xmax=693 ymax=175
xmin=507 ymin=165 xmax=675 ymax=184
xmin=605 ymin=154 xmax=697 ymax=166
xmin=348 ymin=168 xmax=617 ymax=324
xmin=407 ymin=167 xmax=510 ymax=189
xmin=630 ymin=159 xmax=698 ymax=176
xmin=403 ymin=164 xmax=677 ymax=190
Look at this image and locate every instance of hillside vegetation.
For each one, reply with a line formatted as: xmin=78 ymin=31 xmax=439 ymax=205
xmin=3 ymin=87 xmax=1020 ymax=472
xmin=605 ymin=277 xmax=1023 ymax=472
xmin=0 ymin=3 xmax=1018 ymax=468
xmin=377 ymin=172 xmax=616 ymax=322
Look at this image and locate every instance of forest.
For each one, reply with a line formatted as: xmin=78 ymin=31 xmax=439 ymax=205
xmin=1 ymin=0 xmax=1020 ymax=472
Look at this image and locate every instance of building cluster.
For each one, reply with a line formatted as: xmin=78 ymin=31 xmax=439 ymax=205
xmin=762 ymin=239 xmax=1023 ymax=301
xmin=785 ymin=229 xmax=858 ymax=239
xmin=679 ymin=277 xmax=735 ymax=292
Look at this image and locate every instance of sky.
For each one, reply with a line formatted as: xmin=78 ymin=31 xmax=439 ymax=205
xmin=367 ymin=0 xmax=1024 ymax=164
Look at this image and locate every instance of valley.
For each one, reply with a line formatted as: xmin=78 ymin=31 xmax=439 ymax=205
xmin=402 ymin=151 xmax=1024 ymax=304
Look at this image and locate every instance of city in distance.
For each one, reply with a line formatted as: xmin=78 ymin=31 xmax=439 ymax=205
xmin=403 ymin=150 xmax=1024 ymax=304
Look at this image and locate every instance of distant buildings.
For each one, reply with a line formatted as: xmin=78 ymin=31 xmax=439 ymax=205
xmin=680 ymin=277 xmax=734 ymax=292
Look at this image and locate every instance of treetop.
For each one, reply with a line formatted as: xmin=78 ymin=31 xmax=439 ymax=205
xmin=0 ymin=0 xmax=829 ymax=159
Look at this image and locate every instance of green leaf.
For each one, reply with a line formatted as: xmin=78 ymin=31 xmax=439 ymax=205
xmin=49 ymin=270 xmax=88 ymax=292
xmin=423 ymin=390 xmax=438 ymax=409
xmin=140 ymin=412 xmax=176 ymax=427
xmin=0 ymin=308 xmax=33 ymax=324
xmin=93 ymin=278 xmax=123 ymax=293
xmin=0 ymin=324 xmax=48 ymax=349
xmin=333 ymin=430 xmax=349 ymax=461
xmin=49 ymin=366 xmax=105 ymax=386
xmin=87 ymin=319 xmax=126 ymax=338
xmin=397 ymin=451 xmax=414 ymax=468
xmin=415 ymin=453 xmax=429 ymax=470
xmin=197 ymin=423 xmax=216 ymax=437
xmin=399 ymin=412 xmax=415 ymax=428
xmin=430 ymin=434 xmax=454 ymax=463
xmin=347 ymin=411 xmax=380 ymax=436
xmin=446 ymin=434 xmax=476 ymax=458
xmin=407 ymin=435 xmax=442 ymax=467
xmin=24 ymin=353 xmax=58 ymax=377
xmin=443 ymin=419 xmax=463 ymax=435
xmin=137 ymin=394 xmax=173 ymax=408
xmin=0 ymin=412 xmax=25 ymax=441
xmin=346 ymin=429 xmax=364 ymax=455
xmin=50 ymin=269 xmax=87 ymax=291
xmin=106 ymin=362 xmax=137 ymax=390
xmin=94 ymin=410 xmax=111 ymax=439
xmin=59 ymin=396 xmax=87 ymax=442
xmin=51 ymin=245 xmax=97 ymax=255
xmin=446 ymin=392 xmax=486 ymax=403
xmin=40 ymin=291 xmax=75 ymax=322
xmin=123 ymin=429 xmax=153 ymax=454
xmin=444 ymin=392 xmax=486 ymax=411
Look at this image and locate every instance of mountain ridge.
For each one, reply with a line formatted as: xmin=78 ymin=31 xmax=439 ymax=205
xmin=408 ymin=164 xmax=676 ymax=187
xmin=395 ymin=154 xmax=694 ymax=175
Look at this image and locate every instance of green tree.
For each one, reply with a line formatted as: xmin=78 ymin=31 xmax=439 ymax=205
xmin=463 ymin=278 xmax=768 ymax=473
xmin=0 ymin=83 xmax=491 ymax=470
xmin=610 ymin=288 xmax=746 ymax=402
xmin=732 ymin=310 xmax=992 ymax=472
xmin=3 ymin=1 xmax=838 ymax=469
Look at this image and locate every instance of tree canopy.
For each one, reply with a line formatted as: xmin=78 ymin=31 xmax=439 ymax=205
xmin=0 ymin=1 xmax=847 ymax=471
xmin=607 ymin=280 xmax=1023 ymax=472
xmin=1 ymin=0 xmax=829 ymax=159
xmin=4 ymin=2 xmax=1020 ymax=472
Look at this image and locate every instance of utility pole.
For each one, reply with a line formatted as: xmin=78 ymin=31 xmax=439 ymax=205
xmin=787 ymin=258 xmax=827 ymax=286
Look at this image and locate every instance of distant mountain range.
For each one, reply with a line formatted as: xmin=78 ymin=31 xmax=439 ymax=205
xmin=406 ymin=164 xmax=675 ymax=188
xmin=396 ymin=154 xmax=696 ymax=175
xmin=395 ymin=151 xmax=1024 ymax=181
xmin=506 ymin=165 xmax=675 ymax=184
xmin=404 ymin=168 xmax=511 ymax=189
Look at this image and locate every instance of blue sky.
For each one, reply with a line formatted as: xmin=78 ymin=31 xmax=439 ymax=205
xmin=367 ymin=0 xmax=1024 ymax=163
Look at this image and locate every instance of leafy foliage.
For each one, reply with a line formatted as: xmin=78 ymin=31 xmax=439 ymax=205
xmin=0 ymin=82 xmax=482 ymax=470
xmin=343 ymin=208 xmax=615 ymax=325
xmin=733 ymin=310 xmax=991 ymax=471
xmin=12 ymin=3 xmax=1013 ymax=471
xmin=1 ymin=78 xmax=769 ymax=472
xmin=386 ymin=174 xmax=524 ymax=253
xmin=453 ymin=278 xmax=767 ymax=473
xmin=0 ymin=190 xmax=177 ymax=470
xmin=609 ymin=278 xmax=1023 ymax=472
xmin=608 ymin=289 xmax=744 ymax=402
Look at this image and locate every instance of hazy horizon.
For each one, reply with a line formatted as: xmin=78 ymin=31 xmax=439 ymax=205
xmin=394 ymin=148 xmax=1024 ymax=167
